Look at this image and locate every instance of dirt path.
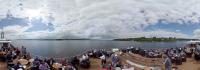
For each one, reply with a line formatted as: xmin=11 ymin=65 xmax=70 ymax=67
xmin=173 ymin=58 xmax=200 ymax=70
xmin=78 ymin=58 xmax=102 ymax=70
xmin=0 ymin=61 xmax=7 ymax=70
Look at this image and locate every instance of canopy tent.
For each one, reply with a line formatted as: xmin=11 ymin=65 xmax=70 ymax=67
xmin=186 ymin=40 xmax=200 ymax=48
xmin=0 ymin=39 xmax=11 ymax=47
xmin=187 ymin=41 xmax=200 ymax=44
xmin=0 ymin=40 xmax=11 ymax=43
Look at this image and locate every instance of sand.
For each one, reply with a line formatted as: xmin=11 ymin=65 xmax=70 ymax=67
xmin=1 ymin=53 xmax=200 ymax=70
xmin=173 ymin=58 xmax=200 ymax=70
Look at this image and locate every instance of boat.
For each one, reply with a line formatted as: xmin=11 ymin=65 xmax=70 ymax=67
xmin=186 ymin=40 xmax=200 ymax=47
xmin=0 ymin=30 xmax=11 ymax=47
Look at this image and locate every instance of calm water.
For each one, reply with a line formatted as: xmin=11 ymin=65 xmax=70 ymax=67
xmin=11 ymin=40 xmax=187 ymax=58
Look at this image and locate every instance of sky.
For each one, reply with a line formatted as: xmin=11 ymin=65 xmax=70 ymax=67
xmin=0 ymin=0 xmax=200 ymax=39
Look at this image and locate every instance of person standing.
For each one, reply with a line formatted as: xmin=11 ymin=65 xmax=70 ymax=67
xmin=100 ymin=55 xmax=106 ymax=67
xmin=21 ymin=46 xmax=27 ymax=55
xmin=163 ymin=55 xmax=172 ymax=70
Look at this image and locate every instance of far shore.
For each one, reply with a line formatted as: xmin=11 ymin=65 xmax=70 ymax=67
xmin=16 ymin=37 xmax=199 ymax=42
xmin=114 ymin=37 xmax=199 ymax=42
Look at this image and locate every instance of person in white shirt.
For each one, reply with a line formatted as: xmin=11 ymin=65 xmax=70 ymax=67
xmin=100 ymin=55 xmax=106 ymax=66
xmin=82 ymin=55 xmax=86 ymax=60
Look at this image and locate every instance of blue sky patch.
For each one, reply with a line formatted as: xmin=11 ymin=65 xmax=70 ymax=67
xmin=0 ymin=16 xmax=29 ymax=29
xmin=145 ymin=22 xmax=200 ymax=35
xmin=25 ymin=18 xmax=54 ymax=32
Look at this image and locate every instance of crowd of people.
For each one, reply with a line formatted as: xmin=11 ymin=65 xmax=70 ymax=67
xmin=0 ymin=44 xmax=130 ymax=70
xmin=0 ymin=44 xmax=79 ymax=70
xmin=85 ymin=49 xmax=122 ymax=70
xmin=119 ymin=43 xmax=200 ymax=70
xmin=0 ymin=42 xmax=200 ymax=70
xmin=121 ymin=47 xmax=163 ymax=58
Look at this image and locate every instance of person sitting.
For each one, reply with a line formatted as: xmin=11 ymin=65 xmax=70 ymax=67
xmin=24 ymin=52 xmax=32 ymax=60
xmin=135 ymin=47 xmax=140 ymax=54
xmin=6 ymin=51 xmax=13 ymax=62
xmin=80 ymin=58 xmax=90 ymax=68
xmin=194 ymin=46 xmax=200 ymax=60
xmin=194 ymin=50 xmax=200 ymax=60
xmin=111 ymin=54 xmax=120 ymax=67
xmin=11 ymin=50 xmax=17 ymax=59
xmin=60 ymin=58 xmax=68 ymax=66
xmin=180 ymin=51 xmax=186 ymax=62
xmin=80 ymin=54 xmax=89 ymax=61
xmin=94 ymin=51 xmax=102 ymax=58
xmin=15 ymin=48 xmax=20 ymax=56
xmin=32 ymin=59 xmax=41 ymax=70
xmin=39 ymin=61 xmax=50 ymax=70
xmin=13 ymin=62 xmax=24 ymax=70
xmin=46 ymin=58 xmax=55 ymax=69
xmin=34 ymin=56 xmax=41 ymax=61
xmin=175 ymin=54 xmax=182 ymax=65
xmin=70 ymin=56 xmax=79 ymax=66
xmin=65 ymin=64 xmax=76 ymax=70
xmin=88 ymin=51 xmax=94 ymax=58
xmin=148 ymin=51 xmax=154 ymax=58
xmin=121 ymin=48 xmax=127 ymax=53
xmin=7 ymin=61 xmax=15 ymax=69
xmin=185 ymin=48 xmax=192 ymax=58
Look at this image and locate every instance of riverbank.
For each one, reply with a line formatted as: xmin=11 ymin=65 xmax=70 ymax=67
xmin=114 ymin=37 xmax=198 ymax=42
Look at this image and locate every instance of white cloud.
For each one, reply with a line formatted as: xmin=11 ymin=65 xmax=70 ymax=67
xmin=2 ymin=24 xmax=32 ymax=39
xmin=194 ymin=29 xmax=200 ymax=38
xmin=118 ymin=29 xmax=191 ymax=38
xmin=176 ymin=30 xmax=180 ymax=32
xmin=0 ymin=0 xmax=200 ymax=39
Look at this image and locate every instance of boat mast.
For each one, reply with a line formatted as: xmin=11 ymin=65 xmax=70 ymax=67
xmin=0 ymin=10 xmax=11 ymax=39
xmin=1 ymin=28 xmax=4 ymax=39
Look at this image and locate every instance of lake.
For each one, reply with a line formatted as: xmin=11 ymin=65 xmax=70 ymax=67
xmin=11 ymin=40 xmax=187 ymax=58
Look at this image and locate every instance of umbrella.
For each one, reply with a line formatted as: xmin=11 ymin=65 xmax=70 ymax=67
xmin=52 ymin=63 xmax=62 ymax=69
xmin=144 ymin=67 xmax=152 ymax=70
xmin=29 ymin=59 xmax=34 ymax=62
xmin=18 ymin=59 xmax=28 ymax=65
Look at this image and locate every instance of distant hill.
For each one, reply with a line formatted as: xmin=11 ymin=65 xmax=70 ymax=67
xmin=17 ymin=38 xmax=90 ymax=40
xmin=113 ymin=37 xmax=198 ymax=42
xmin=17 ymin=37 xmax=198 ymax=42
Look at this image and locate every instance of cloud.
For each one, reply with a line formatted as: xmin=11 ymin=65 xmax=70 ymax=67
xmin=194 ymin=29 xmax=200 ymax=38
xmin=0 ymin=0 xmax=200 ymax=39
xmin=2 ymin=25 xmax=31 ymax=39
xmin=117 ymin=29 xmax=191 ymax=38
xmin=176 ymin=30 xmax=180 ymax=32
